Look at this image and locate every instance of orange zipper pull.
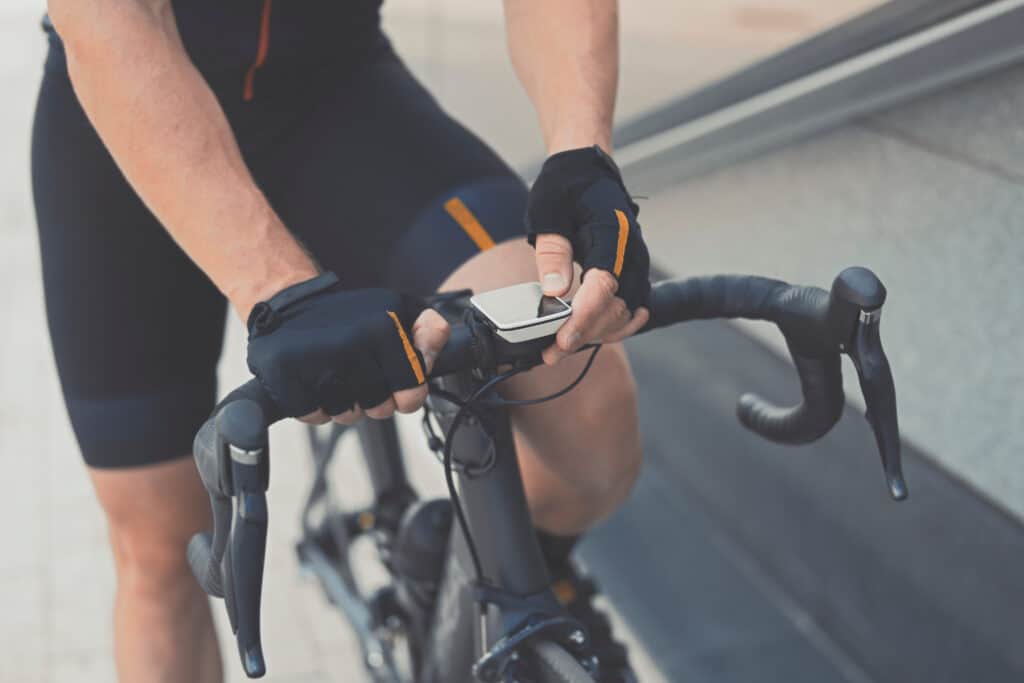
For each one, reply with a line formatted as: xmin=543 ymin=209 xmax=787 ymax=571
xmin=243 ymin=0 xmax=273 ymax=101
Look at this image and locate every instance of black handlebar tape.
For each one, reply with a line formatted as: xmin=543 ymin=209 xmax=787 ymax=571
xmin=642 ymin=275 xmax=790 ymax=331
xmin=737 ymin=347 xmax=844 ymax=443
xmin=643 ymin=277 xmax=845 ymax=445
xmin=217 ymin=379 xmax=285 ymax=432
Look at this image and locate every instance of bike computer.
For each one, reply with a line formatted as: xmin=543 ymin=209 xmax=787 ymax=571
xmin=470 ymin=282 xmax=571 ymax=343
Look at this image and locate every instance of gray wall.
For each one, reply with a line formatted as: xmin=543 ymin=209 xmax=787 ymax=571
xmin=638 ymin=62 xmax=1024 ymax=520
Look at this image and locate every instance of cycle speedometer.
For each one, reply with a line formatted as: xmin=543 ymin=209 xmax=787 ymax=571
xmin=470 ymin=282 xmax=571 ymax=343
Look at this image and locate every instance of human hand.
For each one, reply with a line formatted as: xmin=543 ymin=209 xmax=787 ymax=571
xmin=244 ymin=273 xmax=450 ymax=424
xmin=527 ymin=146 xmax=651 ymax=364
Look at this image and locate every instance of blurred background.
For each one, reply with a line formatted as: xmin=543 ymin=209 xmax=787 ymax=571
xmin=2 ymin=0 xmax=1022 ymax=681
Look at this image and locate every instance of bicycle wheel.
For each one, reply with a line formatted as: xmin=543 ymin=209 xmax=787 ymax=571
xmin=525 ymin=640 xmax=594 ymax=683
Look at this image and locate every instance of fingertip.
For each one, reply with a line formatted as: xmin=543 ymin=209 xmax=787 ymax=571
xmin=415 ymin=308 xmax=448 ymax=333
xmin=331 ymin=407 xmax=363 ymax=425
xmin=394 ymin=385 xmax=428 ymax=414
xmin=412 ymin=312 xmax=449 ymax=375
xmin=542 ymin=272 xmax=570 ymax=296
xmin=557 ymin=329 xmax=581 ymax=352
xmin=414 ymin=308 xmax=450 ymax=339
xmin=542 ymin=346 xmax=564 ymax=366
xmin=534 ymin=234 xmax=574 ymax=294
xmin=603 ymin=305 xmax=651 ymax=343
xmin=582 ymin=268 xmax=619 ymax=295
xmin=365 ymin=398 xmax=397 ymax=420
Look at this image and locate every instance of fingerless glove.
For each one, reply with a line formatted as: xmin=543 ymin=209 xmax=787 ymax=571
xmin=526 ymin=145 xmax=650 ymax=310
xmin=246 ymin=272 xmax=427 ymax=417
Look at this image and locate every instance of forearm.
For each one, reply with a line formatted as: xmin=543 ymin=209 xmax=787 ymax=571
xmin=504 ymin=0 xmax=618 ymax=154
xmin=50 ymin=0 xmax=317 ymax=318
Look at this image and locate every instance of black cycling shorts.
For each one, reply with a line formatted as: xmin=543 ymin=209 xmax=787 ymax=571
xmin=32 ymin=25 xmax=527 ymax=469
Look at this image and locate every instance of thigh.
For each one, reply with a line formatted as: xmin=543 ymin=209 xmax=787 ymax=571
xmin=32 ymin=57 xmax=227 ymax=469
xmin=262 ymin=47 xmax=528 ymax=295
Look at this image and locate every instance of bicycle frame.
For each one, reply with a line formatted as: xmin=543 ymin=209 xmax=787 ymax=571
xmin=297 ymin=359 xmax=587 ymax=683
xmin=419 ymin=366 xmax=577 ymax=682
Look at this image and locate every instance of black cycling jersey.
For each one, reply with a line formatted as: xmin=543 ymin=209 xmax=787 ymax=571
xmin=33 ymin=18 xmax=528 ymax=468
xmin=46 ymin=0 xmax=385 ymax=100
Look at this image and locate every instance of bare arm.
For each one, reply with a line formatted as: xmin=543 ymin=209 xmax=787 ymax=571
xmin=503 ymin=0 xmax=618 ymax=154
xmin=48 ymin=0 xmax=317 ymax=318
xmin=504 ymin=0 xmax=648 ymax=364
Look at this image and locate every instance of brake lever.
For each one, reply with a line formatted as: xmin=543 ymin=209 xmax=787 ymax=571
xmin=829 ymin=268 xmax=907 ymax=500
xmin=847 ymin=307 xmax=906 ymax=500
xmin=188 ymin=397 xmax=271 ymax=678
xmin=226 ymin=453 xmax=269 ymax=676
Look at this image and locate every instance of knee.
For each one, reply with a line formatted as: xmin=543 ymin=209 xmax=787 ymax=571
xmin=93 ymin=469 xmax=210 ymax=602
xmin=106 ymin=513 xmax=197 ymax=601
xmin=527 ymin=347 xmax=642 ymax=505
xmin=572 ymin=364 xmax=643 ymax=501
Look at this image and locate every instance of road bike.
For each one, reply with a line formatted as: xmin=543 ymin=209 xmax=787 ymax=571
xmin=187 ymin=266 xmax=905 ymax=682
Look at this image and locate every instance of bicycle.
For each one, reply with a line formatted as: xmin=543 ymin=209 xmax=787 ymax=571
xmin=187 ymin=266 xmax=905 ymax=682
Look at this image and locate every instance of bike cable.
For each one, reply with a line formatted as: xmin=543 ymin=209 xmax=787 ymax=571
xmin=430 ymin=345 xmax=603 ymax=584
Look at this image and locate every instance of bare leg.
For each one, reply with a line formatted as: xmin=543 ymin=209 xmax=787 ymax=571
xmin=90 ymin=457 xmax=222 ymax=683
xmin=440 ymin=239 xmax=643 ymax=535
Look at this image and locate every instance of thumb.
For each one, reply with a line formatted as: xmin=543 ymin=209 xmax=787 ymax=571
xmin=411 ymin=308 xmax=450 ymax=375
xmin=534 ymin=233 xmax=574 ymax=296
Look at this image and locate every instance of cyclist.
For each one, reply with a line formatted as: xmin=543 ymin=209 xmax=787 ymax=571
xmin=34 ymin=1 xmax=650 ymax=681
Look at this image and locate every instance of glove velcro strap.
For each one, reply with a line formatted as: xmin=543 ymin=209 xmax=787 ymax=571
xmin=264 ymin=271 xmax=338 ymax=311
xmin=248 ymin=271 xmax=339 ymax=334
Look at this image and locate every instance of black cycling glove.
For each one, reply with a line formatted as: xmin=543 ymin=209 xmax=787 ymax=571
xmin=526 ymin=145 xmax=650 ymax=311
xmin=246 ymin=272 xmax=427 ymax=418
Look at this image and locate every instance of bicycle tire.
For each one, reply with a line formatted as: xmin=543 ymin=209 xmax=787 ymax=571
xmin=525 ymin=640 xmax=594 ymax=683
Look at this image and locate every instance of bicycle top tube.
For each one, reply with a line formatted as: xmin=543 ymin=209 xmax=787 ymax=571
xmin=189 ymin=265 xmax=904 ymax=678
